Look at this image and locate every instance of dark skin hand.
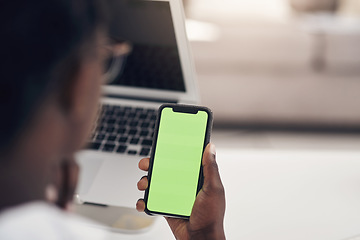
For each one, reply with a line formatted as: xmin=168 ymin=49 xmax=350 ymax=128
xmin=136 ymin=143 xmax=226 ymax=240
xmin=56 ymin=157 xmax=79 ymax=210
xmin=47 ymin=157 xmax=79 ymax=210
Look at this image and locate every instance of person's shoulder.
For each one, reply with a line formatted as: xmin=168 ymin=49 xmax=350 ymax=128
xmin=0 ymin=201 xmax=107 ymax=240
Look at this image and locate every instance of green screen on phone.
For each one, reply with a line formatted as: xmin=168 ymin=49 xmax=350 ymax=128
xmin=147 ymin=107 xmax=209 ymax=217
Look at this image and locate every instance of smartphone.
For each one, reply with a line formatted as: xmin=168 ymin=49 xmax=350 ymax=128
xmin=144 ymin=104 xmax=213 ymax=219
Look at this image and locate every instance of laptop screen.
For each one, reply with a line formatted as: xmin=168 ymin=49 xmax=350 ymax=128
xmin=106 ymin=0 xmax=186 ymax=93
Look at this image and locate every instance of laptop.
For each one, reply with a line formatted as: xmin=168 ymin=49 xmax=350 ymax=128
xmin=75 ymin=0 xmax=200 ymax=208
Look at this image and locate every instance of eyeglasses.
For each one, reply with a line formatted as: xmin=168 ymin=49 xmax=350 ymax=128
xmin=102 ymin=37 xmax=132 ymax=84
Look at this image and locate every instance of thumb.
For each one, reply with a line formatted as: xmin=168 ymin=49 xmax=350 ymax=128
xmin=202 ymin=143 xmax=223 ymax=194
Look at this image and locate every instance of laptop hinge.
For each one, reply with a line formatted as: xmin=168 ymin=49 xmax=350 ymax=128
xmin=105 ymin=94 xmax=178 ymax=104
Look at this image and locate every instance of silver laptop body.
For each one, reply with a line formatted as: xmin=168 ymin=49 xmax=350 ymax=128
xmin=76 ymin=0 xmax=200 ymax=208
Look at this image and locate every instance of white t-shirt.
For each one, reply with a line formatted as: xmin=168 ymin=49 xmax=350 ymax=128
xmin=0 ymin=202 xmax=108 ymax=240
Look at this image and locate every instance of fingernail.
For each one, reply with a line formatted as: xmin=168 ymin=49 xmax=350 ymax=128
xmin=209 ymin=143 xmax=216 ymax=156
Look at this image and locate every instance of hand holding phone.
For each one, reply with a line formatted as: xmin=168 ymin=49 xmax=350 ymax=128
xmin=137 ymin=144 xmax=226 ymax=240
xmin=136 ymin=104 xmax=226 ymax=239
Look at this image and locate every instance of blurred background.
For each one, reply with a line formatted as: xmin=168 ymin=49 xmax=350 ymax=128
xmin=182 ymin=0 xmax=360 ymax=133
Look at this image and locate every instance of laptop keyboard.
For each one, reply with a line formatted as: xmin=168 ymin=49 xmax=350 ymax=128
xmin=86 ymin=104 xmax=157 ymax=156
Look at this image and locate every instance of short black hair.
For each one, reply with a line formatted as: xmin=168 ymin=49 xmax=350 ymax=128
xmin=0 ymin=0 xmax=107 ymax=154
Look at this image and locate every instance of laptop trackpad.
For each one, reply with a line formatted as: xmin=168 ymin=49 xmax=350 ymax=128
xmin=76 ymin=151 xmax=145 ymax=208
xmin=76 ymin=152 xmax=104 ymax=196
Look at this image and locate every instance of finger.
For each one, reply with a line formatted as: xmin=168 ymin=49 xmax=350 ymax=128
xmin=56 ymin=157 xmax=79 ymax=209
xmin=136 ymin=199 xmax=145 ymax=212
xmin=202 ymin=143 xmax=224 ymax=194
xmin=138 ymin=158 xmax=150 ymax=171
xmin=137 ymin=176 xmax=148 ymax=191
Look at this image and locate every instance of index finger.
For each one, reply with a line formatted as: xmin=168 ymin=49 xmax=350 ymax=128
xmin=138 ymin=158 xmax=150 ymax=171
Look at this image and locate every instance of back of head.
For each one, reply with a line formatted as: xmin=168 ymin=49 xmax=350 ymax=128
xmin=0 ymin=0 xmax=107 ymax=155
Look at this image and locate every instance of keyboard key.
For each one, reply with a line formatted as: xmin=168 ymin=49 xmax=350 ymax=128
xmin=150 ymin=114 xmax=157 ymax=120
xmin=139 ymin=113 xmax=148 ymax=119
xmin=117 ymin=119 xmax=127 ymax=125
xmin=141 ymin=139 xmax=153 ymax=146
xmin=108 ymin=135 xmax=117 ymax=142
xmin=135 ymin=107 xmax=143 ymax=112
xmin=87 ymin=142 xmax=101 ymax=150
xmin=141 ymin=122 xmax=150 ymax=128
xmin=128 ymin=150 xmax=137 ymax=155
xmin=105 ymin=126 xmax=115 ymax=133
xmin=106 ymin=109 xmax=114 ymax=116
xmin=128 ymin=129 xmax=137 ymax=136
xmin=118 ymin=136 xmax=128 ymax=143
xmin=140 ymin=130 xmax=149 ymax=137
xmin=96 ymin=134 xmax=106 ymax=141
xmin=116 ymin=145 xmax=127 ymax=153
xmin=117 ymin=128 xmax=126 ymax=134
xmin=140 ymin=147 xmax=151 ymax=156
xmin=128 ymin=112 xmax=136 ymax=118
xmin=129 ymin=121 xmax=139 ymax=127
xmin=116 ymin=111 xmax=126 ymax=117
xmin=103 ymin=143 xmax=115 ymax=152
xmin=107 ymin=118 xmax=116 ymax=124
xmin=130 ymin=138 xmax=139 ymax=144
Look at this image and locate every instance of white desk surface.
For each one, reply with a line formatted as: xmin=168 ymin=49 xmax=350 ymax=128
xmin=100 ymin=148 xmax=360 ymax=240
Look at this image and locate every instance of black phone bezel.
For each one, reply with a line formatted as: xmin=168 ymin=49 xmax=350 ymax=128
xmin=143 ymin=103 xmax=213 ymax=219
